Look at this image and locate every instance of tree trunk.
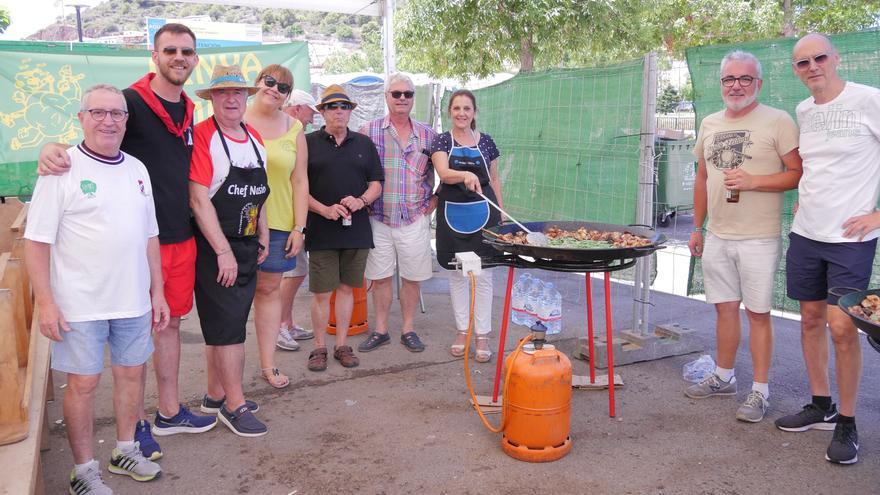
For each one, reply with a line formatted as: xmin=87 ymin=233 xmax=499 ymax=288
xmin=519 ymin=34 xmax=534 ymax=73
xmin=781 ymin=0 xmax=795 ymax=37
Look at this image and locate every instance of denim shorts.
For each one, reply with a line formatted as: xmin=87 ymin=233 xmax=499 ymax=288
xmin=259 ymin=229 xmax=298 ymax=273
xmin=51 ymin=311 xmax=154 ymax=375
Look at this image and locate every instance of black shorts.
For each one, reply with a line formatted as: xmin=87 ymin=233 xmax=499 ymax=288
xmin=786 ymin=232 xmax=877 ymax=305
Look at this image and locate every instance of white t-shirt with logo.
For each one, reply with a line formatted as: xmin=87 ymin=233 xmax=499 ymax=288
xmin=25 ymin=144 xmax=159 ymax=322
xmin=792 ymin=82 xmax=880 ymax=243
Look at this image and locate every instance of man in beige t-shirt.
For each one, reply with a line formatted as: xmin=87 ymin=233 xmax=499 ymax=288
xmin=685 ymin=50 xmax=803 ymax=423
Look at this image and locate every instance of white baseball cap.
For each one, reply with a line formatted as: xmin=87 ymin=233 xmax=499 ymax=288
xmin=288 ymin=89 xmax=319 ymax=112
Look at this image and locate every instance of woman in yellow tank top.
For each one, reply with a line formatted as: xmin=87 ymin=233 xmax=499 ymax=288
xmin=245 ymin=64 xmax=308 ymax=389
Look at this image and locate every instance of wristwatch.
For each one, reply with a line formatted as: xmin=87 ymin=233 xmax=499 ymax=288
xmin=293 ymin=225 xmax=307 ymax=234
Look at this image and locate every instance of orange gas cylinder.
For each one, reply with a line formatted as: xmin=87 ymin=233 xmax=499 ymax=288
xmin=327 ymin=281 xmax=369 ymax=336
xmin=501 ymin=343 xmax=572 ymax=462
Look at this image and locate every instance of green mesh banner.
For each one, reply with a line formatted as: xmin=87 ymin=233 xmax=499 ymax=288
xmin=685 ymin=29 xmax=880 ymax=312
xmin=441 ymin=60 xmax=645 ymax=225
xmin=0 ymin=40 xmax=310 ymax=198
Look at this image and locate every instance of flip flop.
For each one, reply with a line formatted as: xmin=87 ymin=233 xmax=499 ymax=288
xmin=260 ymin=367 xmax=290 ymax=389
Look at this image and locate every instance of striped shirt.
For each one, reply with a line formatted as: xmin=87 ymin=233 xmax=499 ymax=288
xmin=359 ymin=116 xmax=436 ymax=228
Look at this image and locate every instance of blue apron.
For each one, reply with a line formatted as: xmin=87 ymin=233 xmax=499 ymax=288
xmin=436 ymin=132 xmax=501 ymax=269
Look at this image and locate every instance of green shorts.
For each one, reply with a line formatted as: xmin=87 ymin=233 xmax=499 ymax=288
xmin=308 ymin=248 xmax=369 ymax=293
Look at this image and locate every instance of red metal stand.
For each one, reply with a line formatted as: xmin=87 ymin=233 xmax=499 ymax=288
xmin=491 ymin=270 xmax=617 ymax=417
xmin=492 ymin=266 xmax=516 ymax=403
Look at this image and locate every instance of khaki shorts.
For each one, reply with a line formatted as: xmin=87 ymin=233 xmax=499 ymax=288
xmin=308 ymin=248 xmax=369 ymax=293
xmin=364 ymin=216 xmax=433 ymax=282
xmin=282 ymin=250 xmax=309 ymax=278
xmin=702 ymin=232 xmax=781 ymax=313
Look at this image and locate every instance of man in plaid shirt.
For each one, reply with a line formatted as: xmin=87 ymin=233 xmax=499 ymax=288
xmin=357 ymin=73 xmax=437 ymax=353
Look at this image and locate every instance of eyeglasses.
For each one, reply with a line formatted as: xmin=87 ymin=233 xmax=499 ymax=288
xmin=793 ymin=53 xmax=829 ymax=70
xmin=324 ymin=102 xmax=353 ymax=110
xmin=389 ymin=90 xmax=415 ymax=99
xmin=160 ymin=46 xmax=196 ymax=57
xmin=262 ymin=75 xmax=291 ymax=94
xmin=720 ymin=75 xmax=758 ymax=87
xmin=84 ymin=108 xmax=128 ymax=122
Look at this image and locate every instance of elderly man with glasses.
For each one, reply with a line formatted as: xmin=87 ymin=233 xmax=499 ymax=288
xmin=356 ymin=73 xmax=437 ymax=354
xmin=303 ymin=85 xmax=384 ymax=371
xmin=776 ymin=33 xmax=880 ymax=465
xmin=686 ymin=50 xmax=802 ymax=423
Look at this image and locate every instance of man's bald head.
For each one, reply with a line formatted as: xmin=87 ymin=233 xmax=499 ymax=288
xmin=792 ymin=33 xmax=843 ymax=102
xmin=793 ymin=33 xmax=837 ymax=58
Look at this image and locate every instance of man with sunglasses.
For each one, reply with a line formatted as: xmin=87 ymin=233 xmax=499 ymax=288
xmin=357 ymin=73 xmax=437 ymax=354
xmin=37 ymin=23 xmax=216 ymax=462
xmin=304 ymin=85 xmax=383 ymax=371
xmin=778 ymin=33 xmax=880 ymax=465
xmin=687 ymin=51 xmax=802 ymax=423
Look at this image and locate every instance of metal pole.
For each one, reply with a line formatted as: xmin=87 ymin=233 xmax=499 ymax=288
xmin=381 ymin=0 xmax=396 ymax=78
xmin=74 ymin=6 xmax=84 ymax=42
xmin=631 ymin=51 xmax=658 ymax=336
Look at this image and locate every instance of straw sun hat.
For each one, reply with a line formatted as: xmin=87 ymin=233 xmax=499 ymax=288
xmin=195 ymin=65 xmax=259 ymax=100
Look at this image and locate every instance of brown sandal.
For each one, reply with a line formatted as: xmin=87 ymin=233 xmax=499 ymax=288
xmin=333 ymin=345 xmax=360 ymax=368
xmin=308 ymin=347 xmax=328 ymax=372
xmin=261 ymin=367 xmax=290 ymax=388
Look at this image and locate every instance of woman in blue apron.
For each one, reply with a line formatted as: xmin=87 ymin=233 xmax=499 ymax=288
xmin=430 ymin=89 xmax=504 ymax=362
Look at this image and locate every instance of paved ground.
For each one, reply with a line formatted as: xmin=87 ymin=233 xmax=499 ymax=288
xmin=41 ymin=268 xmax=880 ymax=494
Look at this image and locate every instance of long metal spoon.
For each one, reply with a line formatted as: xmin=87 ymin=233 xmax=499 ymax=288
xmin=474 ymin=191 xmax=549 ymax=246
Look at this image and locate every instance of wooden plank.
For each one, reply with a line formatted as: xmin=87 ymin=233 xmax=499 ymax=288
xmin=0 ymin=311 xmax=51 ymax=495
xmin=572 ymin=374 xmax=625 ymax=390
xmin=9 ymin=204 xmax=27 ymax=232
xmin=1 ymin=257 xmax=30 ymax=366
xmin=0 ymin=289 xmax=26 ymax=444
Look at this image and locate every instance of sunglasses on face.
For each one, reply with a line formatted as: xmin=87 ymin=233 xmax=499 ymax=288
xmin=324 ymin=102 xmax=353 ymax=111
xmin=160 ymin=46 xmax=196 ymax=57
xmin=262 ymin=75 xmax=291 ymax=94
xmin=720 ymin=75 xmax=757 ymax=87
xmin=794 ymin=53 xmax=829 ymax=70
xmin=389 ymin=90 xmax=415 ymax=99
xmin=85 ymin=108 xmax=128 ymax=122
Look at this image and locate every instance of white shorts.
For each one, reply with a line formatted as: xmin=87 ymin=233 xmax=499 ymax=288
xmin=702 ymin=232 xmax=781 ymax=313
xmin=282 ymin=250 xmax=309 ymax=278
xmin=365 ymin=215 xmax=433 ymax=282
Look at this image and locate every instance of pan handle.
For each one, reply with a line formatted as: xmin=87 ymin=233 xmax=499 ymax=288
xmin=828 ymin=287 xmax=864 ymax=298
xmin=633 ymin=245 xmax=664 ymax=252
xmin=627 ymin=223 xmax=655 ymax=230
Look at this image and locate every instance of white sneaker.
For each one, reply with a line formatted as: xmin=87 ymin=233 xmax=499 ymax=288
xmin=289 ymin=325 xmax=314 ymax=340
xmin=108 ymin=443 xmax=162 ymax=481
xmin=70 ymin=460 xmax=113 ymax=494
xmin=736 ymin=390 xmax=769 ymax=423
xmin=276 ymin=328 xmax=300 ymax=351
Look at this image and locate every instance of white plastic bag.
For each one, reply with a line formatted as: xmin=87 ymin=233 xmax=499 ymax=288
xmin=682 ymin=354 xmax=715 ymax=383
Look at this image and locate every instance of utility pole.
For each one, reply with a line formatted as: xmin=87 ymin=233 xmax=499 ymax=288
xmin=70 ymin=3 xmax=88 ymax=42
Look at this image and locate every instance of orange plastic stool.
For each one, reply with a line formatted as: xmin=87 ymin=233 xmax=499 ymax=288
xmin=327 ymin=281 xmax=369 ymax=336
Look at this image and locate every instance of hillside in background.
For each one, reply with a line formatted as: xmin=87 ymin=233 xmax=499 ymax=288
xmin=27 ymin=0 xmax=374 ymax=43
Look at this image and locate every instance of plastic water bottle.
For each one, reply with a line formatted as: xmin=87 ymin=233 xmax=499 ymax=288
xmin=546 ymin=284 xmax=563 ymax=335
xmin=523 ymin=277 xmax=544 ymax=327
xmin=509 ymin=273 xmax=532 ymax=326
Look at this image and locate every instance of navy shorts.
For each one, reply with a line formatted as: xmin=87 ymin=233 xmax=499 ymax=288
xmin=258 ymin=229 xmax=298 ymax=273
xmin=786 ymin=232 xmax=877 ymax=305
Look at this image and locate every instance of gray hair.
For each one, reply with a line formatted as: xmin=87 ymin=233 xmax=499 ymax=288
xmin=384 ymin=72 xmax=414 ymax=92
xmin=720 ymin=50 xmax=763 ymax=79
xmin=80 ymin=84 xmax=127 ymax=112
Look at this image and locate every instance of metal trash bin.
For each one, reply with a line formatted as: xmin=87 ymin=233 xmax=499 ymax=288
xmin=654 ymin=138 xmax=696 ymax=227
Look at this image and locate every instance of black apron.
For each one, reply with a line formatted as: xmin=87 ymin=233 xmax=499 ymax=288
xmin=194 ymin=119 xmax=270 ymax=345
xmin=436 ymin=132 xmax=500 ymax=269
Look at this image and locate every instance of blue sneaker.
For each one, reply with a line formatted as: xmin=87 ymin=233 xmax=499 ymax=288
xmin=151 ymin=404 xmax=217 ymax=436
xmin=134 ymin=419 xmax=162 ymax=460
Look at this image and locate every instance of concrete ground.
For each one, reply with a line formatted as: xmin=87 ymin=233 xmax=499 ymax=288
xmin=40 ymin=268 xmax=880 ymax=495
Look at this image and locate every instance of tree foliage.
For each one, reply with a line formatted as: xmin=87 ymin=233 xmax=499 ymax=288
xmin=396 ymin=0 xmax=880 ymax=79
xmin=0 ymin=7 xmax=9 ymax=34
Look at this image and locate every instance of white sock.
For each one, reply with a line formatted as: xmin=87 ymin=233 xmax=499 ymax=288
xmin=752 ymin=382 xmax=769 ymax=399
xmin=116 ymin=440 xmax=136 ymax=453
xmin=74 ymin=459 xmax=97 ymax=475
xmin=715 ymin=366 xmax=735 ymax=382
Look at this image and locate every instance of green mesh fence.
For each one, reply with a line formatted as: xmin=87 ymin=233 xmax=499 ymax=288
xmin=685 ymin=29 xmax=880 ymax=312
xmin=441 ymin=60 xmax=646 ymax=225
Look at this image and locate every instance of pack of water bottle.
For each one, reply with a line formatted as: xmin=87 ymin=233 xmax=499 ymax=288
xmin=509 ymin=273 xmax=562 ymax=334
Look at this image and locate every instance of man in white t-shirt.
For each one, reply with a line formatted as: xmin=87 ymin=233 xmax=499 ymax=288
xmin=776 ymin=33 xmax=880 ymax=466
xmin=687 ymin=51 xmax=802 ymax=423
xmin=24 ymin=84 xmax=170 ymax=493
